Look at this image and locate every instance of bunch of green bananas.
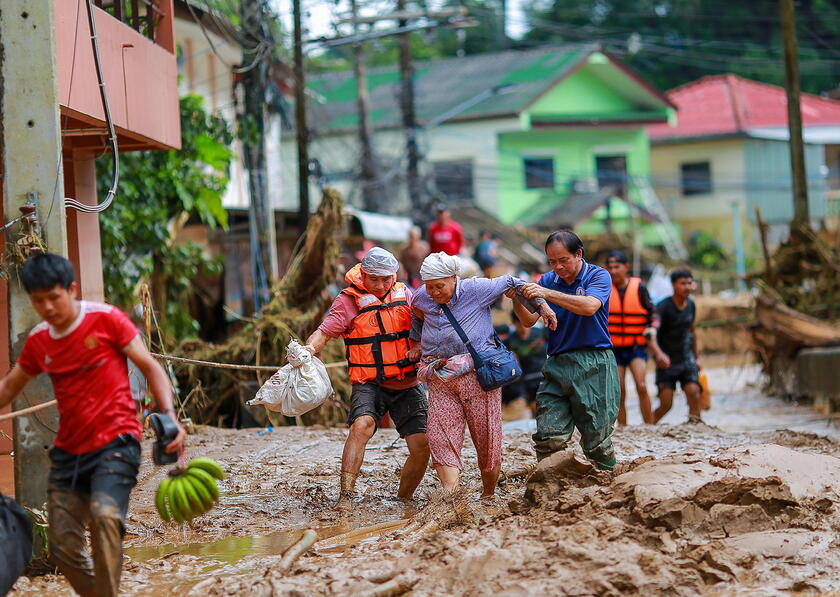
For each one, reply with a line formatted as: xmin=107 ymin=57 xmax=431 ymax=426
xmin=155 ymin=457 xmax=225 ymax=523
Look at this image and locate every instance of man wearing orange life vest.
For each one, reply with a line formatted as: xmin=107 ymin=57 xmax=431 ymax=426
xmin=305 ymin=247 xmax=429 ymax=510
xmin=605 ymin=251 xmax=656 ymax=425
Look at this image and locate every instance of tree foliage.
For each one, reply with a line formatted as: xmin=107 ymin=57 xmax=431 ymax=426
xmin=97 ymin=95 xmax=232 ymax=342
xmin=523 ymin=0 xmax=840 ymax=94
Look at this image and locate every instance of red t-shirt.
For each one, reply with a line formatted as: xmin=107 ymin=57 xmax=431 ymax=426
xmin=17 ymin=301 xmax=142 ymax=454
xmin=428 ymin=220 xmax=464 ymax=256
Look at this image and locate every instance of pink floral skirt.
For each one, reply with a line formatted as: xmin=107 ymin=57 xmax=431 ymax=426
xmin=426 ymin=372 xmax=502 ymax=472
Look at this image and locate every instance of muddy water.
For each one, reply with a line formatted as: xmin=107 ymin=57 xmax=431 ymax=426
xmin=10 ymin=364 xmax=840 ymax=596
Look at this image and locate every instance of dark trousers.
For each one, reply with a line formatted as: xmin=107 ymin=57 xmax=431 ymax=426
xmin=47 ymin=434 xmax=140 ymax=597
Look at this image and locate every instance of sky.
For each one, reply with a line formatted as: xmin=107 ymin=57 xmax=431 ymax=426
xmin=271 ymin=0 xmax=529 ymax=44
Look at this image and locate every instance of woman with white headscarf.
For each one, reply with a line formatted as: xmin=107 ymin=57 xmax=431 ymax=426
xmin=408 ymin=252 xmax=556 ymax=499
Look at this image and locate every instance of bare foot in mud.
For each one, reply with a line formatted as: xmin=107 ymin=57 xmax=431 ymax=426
xmin=335 ymin=492 xmax=354 ymax=512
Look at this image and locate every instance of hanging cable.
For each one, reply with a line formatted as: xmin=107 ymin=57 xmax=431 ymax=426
xmin=64 ymin=0 xmax=119 ymax=214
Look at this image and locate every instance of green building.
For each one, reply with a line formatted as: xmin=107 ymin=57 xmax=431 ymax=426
xmin=284 ymin=45 xmax=680 ymax=252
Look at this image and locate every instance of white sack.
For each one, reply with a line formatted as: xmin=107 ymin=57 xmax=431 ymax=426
xmin=247 ymin=339 xmax=333 ymax=416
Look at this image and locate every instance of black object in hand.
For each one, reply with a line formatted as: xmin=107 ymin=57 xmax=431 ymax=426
xmin=149 ymin=413 xmax=179 ymax=465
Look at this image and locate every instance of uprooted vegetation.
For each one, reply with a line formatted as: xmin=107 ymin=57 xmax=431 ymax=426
xmin=172 ymin=188 xmax=351 ymax=427
xmin=750 ymin=223 xmax=840 ymax=397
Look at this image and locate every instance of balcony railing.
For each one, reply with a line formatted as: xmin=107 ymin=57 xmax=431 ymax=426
xmin=93 ymin=0 xmax=164 ymax=42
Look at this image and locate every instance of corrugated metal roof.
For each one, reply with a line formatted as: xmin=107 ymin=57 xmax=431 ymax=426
xmin=307 ymin=45 xmax=597 ymax=133
xmin=649 ymin=74 xmax=840 ymax=141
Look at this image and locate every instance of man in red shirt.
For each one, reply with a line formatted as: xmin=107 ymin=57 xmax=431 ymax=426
xmin=0 ymin=253 xmax=185 ymax=597
xmin=427 ymin=202 xmax=464 ymax=256
xmin=305 ymin=247 xmax=428 ymax=510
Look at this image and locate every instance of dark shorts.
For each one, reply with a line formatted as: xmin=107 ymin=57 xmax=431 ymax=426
xmin=613 ymin=345 xmax=648 ymax=367
xmin=656 ymin=362 xmax=700 ymax=391
xmin=348 ymin=383 xmax=428 ymax=437
xmin=48 ymin=434 xmax=141 ymax=526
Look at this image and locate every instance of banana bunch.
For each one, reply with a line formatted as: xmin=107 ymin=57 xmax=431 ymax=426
xmin=155 ymin=457 xmax=225 ymax=523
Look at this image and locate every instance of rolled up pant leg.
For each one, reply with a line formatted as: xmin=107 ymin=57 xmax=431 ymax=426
xmin=532 ymin=357 xmax=576 ymax=460
xmin=48 ymin=489 xmax=97 ymax=597
xmin=89 ymin=438 xmax=140 ymax=597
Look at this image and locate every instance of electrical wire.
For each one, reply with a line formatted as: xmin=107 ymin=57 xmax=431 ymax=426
xmin=64 ymin=0 xmax=120 ymax=214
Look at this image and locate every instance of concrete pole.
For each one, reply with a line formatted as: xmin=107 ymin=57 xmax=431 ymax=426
xmin=0 ymin=1 xmax=69 ymax=510
xmin=780 ymin=0 xmax=810 ymax=227
xmin=397 ymin=0 xmax=424 ymax=223
xmin=731 ymin=201 xmax=747 ymax=292
xmin=350 ymin=0 xmax=381 ymax=212
xmin=293 ymin=0 xmax=310 ymax=229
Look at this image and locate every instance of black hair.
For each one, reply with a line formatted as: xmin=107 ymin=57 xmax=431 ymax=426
xmin=21 ymin=253 xmax=76 ymax=293
xmin=605 ymin=250 xmax=628 ymax=264
xmin=670 ymin=267 xmax=693 ymax=284
xmin=545 ymin=229 xmax=584 ymax=256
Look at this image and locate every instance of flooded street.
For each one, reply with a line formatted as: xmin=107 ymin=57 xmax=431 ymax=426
xmin=10 ymin=362 xmax=840 ymax=596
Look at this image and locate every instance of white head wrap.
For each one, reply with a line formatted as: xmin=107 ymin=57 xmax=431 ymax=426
xmin=360 ymin=247 xmax=399 ymax=276
xmin=420 ymin=252 xmax=461 ymax=281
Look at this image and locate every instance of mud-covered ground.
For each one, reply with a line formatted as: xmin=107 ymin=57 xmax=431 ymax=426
xmin=11 ymin=364 xmax=840 ymax=596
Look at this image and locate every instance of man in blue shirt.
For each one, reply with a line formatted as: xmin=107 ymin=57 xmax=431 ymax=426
xmin=515 ymin=230 xmax=620 ymax=470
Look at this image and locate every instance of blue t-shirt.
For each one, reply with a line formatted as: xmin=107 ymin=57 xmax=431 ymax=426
xmin=539 ymin=260 xmax=612 ymax=355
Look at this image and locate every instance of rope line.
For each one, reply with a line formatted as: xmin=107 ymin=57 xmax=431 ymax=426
xmin=150 ymin=352 xmax=349 ymax=371
xmin=0 ymin=353 xmax=349 ymax=422
xmin=0 ymin=400 xmax=57 ymax=422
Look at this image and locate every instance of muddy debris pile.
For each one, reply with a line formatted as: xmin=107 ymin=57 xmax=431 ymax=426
xmin=182 ymin=442 xmax=840 ymax=596
xmin=174 ymin=187 xmax=350 ymax=428
xmin=751 ymin=223 xmax=840 ymax=397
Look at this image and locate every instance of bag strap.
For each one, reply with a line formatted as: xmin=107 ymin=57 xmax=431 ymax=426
xmin=439 ymin=304 xmax=483 ymax=367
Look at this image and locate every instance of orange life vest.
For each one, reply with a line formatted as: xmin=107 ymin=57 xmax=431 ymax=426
xmin=608 ymin=277 xmax=649 ymax=348
xmin=341 ymin=264 xmax=415 ymax=385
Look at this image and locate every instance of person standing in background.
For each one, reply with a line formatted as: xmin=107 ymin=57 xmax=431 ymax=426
xmin=428 ymin=203 xmax=464 ymax=256
xmin=400 ymin=226 xmax=430 ymax=289
xmin=649 ymin=268 xmax=703 ymax=423
xmin=605 ymin=250 xmax=656 ymax=425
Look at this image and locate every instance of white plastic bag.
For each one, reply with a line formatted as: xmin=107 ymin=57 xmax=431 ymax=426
xmin=247 ymin=339 xmax=333 ymax=416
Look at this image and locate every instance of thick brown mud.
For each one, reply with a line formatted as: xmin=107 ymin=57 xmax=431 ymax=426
xmin=10 ymin=365 xmax=840 ymax=596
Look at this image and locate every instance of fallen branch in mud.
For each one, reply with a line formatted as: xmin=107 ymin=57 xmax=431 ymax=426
xmin=357 ymin=576 xmax=418 ymax=597
xmin=277 ymin=529 xmax=317 ymax=572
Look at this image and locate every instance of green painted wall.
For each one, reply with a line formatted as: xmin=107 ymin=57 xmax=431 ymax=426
xmin=496 ymin=126 xmax=651 ymax=226
xmin=529 ymin=67 xmax=639 ymax=117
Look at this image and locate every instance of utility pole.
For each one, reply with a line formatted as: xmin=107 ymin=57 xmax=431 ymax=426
xmin=780 ymin=0 xmax=810 ymax=227
xmin=497 ymin=0 xmax=509 ymax=50
xmin=350 ymin=0 xmax=382 ymax=212
xmin=0 ymin=1 xmax=68 ymax=514
xmin=293 ymin=0 xmax=310 ymax=229
xmin=239 ymin=0 xmax=278 ymax=308
xmin=397 ymin=0 xmax=425 ymax=224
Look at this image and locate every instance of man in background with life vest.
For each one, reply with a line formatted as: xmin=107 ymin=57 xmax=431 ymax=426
xmin=605 ymin=251 xmax=656 ymax=425
xmin=305 ymin=248 xmax=429 ymax=510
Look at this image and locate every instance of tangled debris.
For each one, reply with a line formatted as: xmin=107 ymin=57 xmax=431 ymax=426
xmin=175 ymin=188 xmax=350 ymax=427
xmin=751 ymin=221 xmax=840 ymax=397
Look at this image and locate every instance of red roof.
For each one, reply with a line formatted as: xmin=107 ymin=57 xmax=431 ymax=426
xmin=648 ymin=74 xmax=840 ymax=140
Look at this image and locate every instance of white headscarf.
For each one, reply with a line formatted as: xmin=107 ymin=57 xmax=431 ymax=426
xmin=360 ymin=247 xmax=399 ymax=276
xmin=420 ymin=252 xmax=461 ymax=281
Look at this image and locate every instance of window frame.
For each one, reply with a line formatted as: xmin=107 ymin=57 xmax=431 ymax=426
xmin=432 ymin=159 xmax=475 ymax=202
xmin=680 ymin=161 xmax=713 ymax=196
xmin=523 ymin=157 xmax=555 ymax=190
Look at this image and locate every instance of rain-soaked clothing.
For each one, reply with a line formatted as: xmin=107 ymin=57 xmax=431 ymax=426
xmin=532 ymin=348 xmax=619 ymax=470
xmin=426 ymin=372 xmax=502 ymax=472
xmin=47 ymin=433 xmax=140 ymax=597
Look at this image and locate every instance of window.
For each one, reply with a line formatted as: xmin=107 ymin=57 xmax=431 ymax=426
xmin=681 ymin=161 xmax=712 ymax=196
xmin=524 ymin=158 xmax=555 ymax=189
xmin=433 ymin=160 xmax=474 ymax=202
